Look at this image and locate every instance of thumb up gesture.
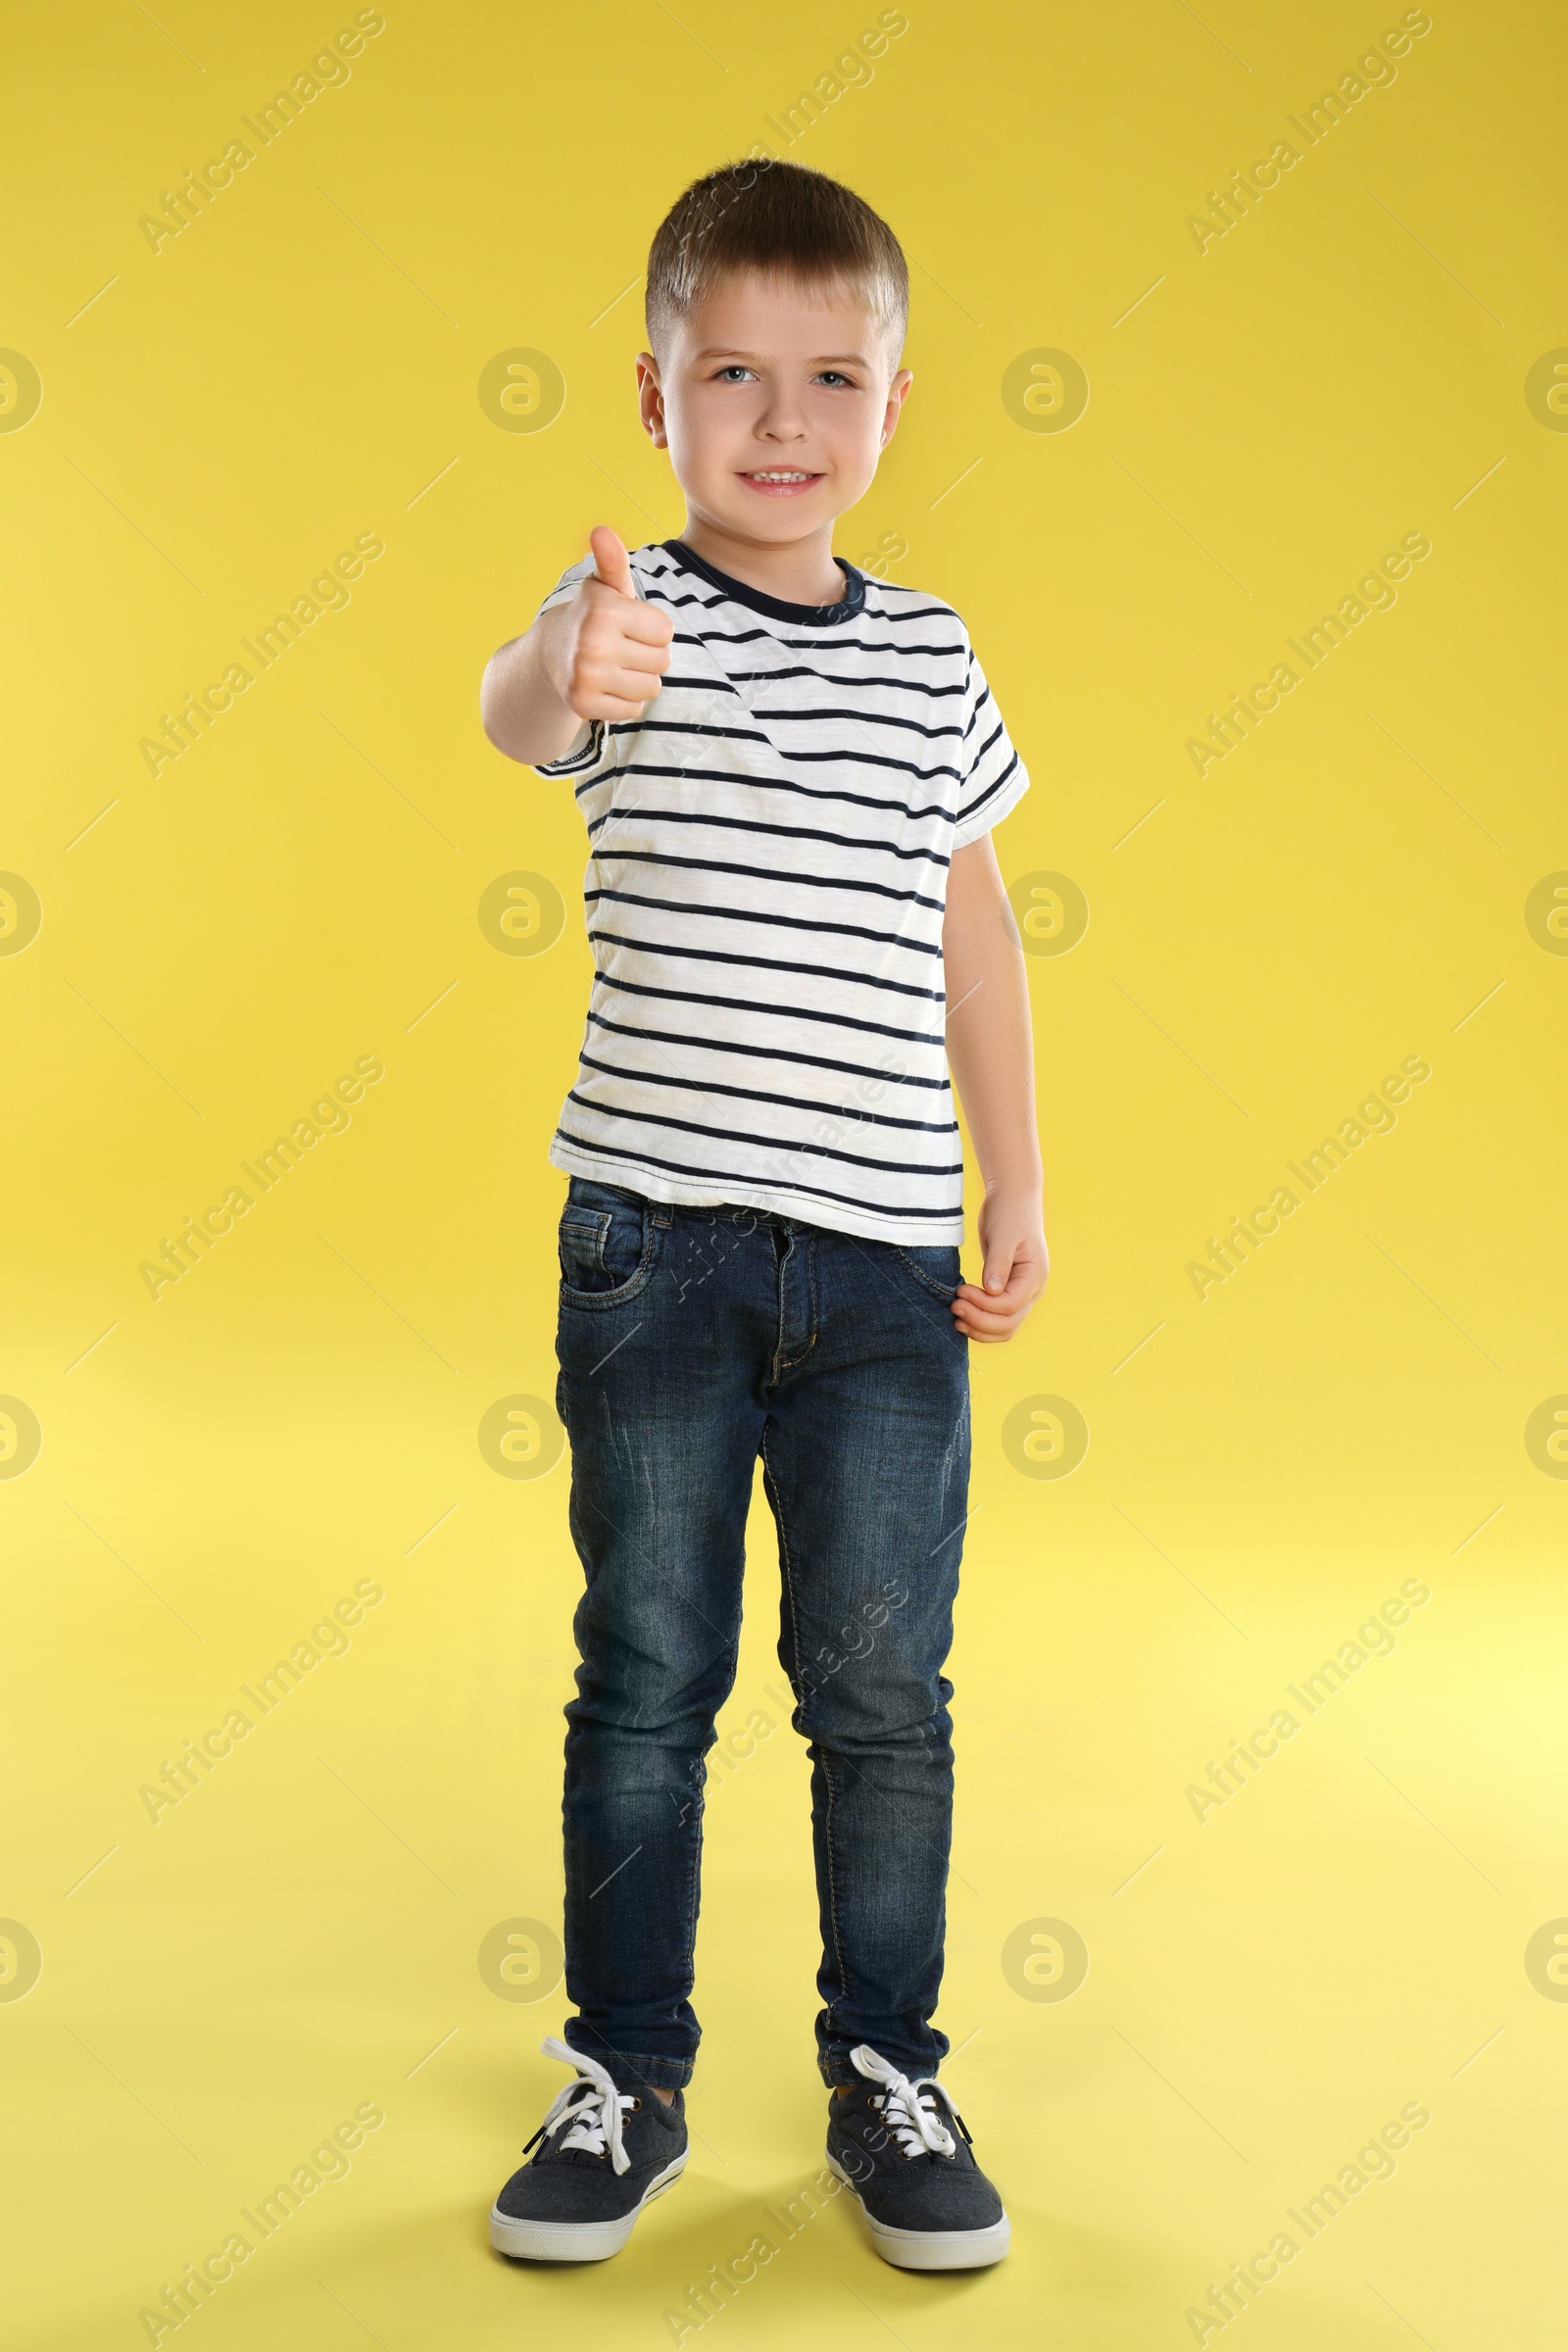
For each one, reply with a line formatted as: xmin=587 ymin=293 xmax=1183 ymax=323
xmin=556 ymin=526 xmax=675 ymax=721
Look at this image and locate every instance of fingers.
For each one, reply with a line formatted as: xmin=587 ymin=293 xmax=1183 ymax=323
xmin=568 ymin=531 xmax=674 ymax=717
xmin=581 ymin=526 xmax=673 ymax=652
xmin=575 ymin=641 xmax=669 ymax=711
xmin=583 ymin=530 xmax=672 ymax=642
xmin=575 ymin=690 xmax=659 ymax=722
xmin=952 ymin=1215 xmax=1050 ymax=1343
xmin=590 ymin=675 xmax=662 ymax=712
xmin=949 ymin=1270 xmax=1040 ymax=1344
xmin=589 ymin=523 xmax=635 ymax=598
xmin=597 ymin=616 xmax=673 ymax=664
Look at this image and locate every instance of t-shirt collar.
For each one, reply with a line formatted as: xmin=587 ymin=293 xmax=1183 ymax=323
xmin=661 ymin=537 xmax=866 ymax=626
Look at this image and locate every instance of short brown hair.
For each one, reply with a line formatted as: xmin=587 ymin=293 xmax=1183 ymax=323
xmin=645 ymin=159 xmax=908 ymax=373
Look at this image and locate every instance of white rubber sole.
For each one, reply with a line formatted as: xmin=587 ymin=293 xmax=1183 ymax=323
xmin=489 ymin=2151 xmax=688 ymax=2262
xmin=826 ymin=2147 xmax=1011 ymax=2270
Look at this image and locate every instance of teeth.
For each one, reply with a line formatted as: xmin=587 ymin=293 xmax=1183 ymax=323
xmin=750 ymin=471 xmax=811 ymax=481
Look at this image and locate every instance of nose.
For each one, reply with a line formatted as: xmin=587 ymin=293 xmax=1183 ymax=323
xmin=753 ymin=382 xmax=808 ymax=440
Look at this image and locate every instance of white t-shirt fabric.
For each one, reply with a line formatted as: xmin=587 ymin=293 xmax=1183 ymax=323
xmin=531 ymin=536 xmax=1030 ymax=1245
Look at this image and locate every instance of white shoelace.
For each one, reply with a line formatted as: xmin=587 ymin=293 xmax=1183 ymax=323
xmin=850 ymin=2042 xmax=956 ymax=2159
xmin=527 ymin=2037 xmax=638 ymax=2176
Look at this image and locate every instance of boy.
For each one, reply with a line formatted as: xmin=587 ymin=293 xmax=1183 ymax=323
xmin=478 ymin=158 xmax=1047 ymax=2273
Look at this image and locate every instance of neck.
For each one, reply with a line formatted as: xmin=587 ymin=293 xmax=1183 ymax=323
xmin=677 ymin=516 xmax=846 ymax=606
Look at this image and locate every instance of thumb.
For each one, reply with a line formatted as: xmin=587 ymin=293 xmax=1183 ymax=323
xmin=982 ymin=1239 xmax=1015 ymax=1296
xmin=589 ymin=524 xmax=636 ymax=600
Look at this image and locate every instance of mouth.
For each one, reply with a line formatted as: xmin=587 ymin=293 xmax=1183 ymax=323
xmin=738 ymin=469 xmax=824 ymax=498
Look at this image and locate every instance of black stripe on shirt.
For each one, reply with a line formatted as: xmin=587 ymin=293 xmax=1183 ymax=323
xmin=721 ymin=664 xmax=968 ymax=702
xmin=592 ymin=971 xmax=947 ymax=1047
xmin=587 ymin=929 xmax=944 ymax=1003
xmin=639 ymin=584 xmax=965 ymax=657
xmin=553 ymin=1130 xmax=960 ymax=1220
xmin=568 ymin=717 xmax=968 ymax=792
xmin=747 ymin=704 xmax=966 ymax=743
xmin=585 ymin=806 xmax=950 ymax=868
xmin=585 ymin=1009 xmax=950 ymax=1089
xmin=565 ymin=1092 xmax=961 ymax=1176
xmin=575 ymin=1049 xmax=958 ymax=1130
xmin=956 ymin=752 xmax=1020 ymax=829
xmin=591 ymin=849 xmax=946 ymax=913
xmin=585 ymin=888 xmax=943 ymax=957
xmin=611 ymin=753 xmax=956 ymax=824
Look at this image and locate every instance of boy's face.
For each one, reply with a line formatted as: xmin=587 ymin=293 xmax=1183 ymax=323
xmin=636 ymin=270 xmax=912 ymax=544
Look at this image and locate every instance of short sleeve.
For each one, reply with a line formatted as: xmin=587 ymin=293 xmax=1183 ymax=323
xmin=952 ymin=640 xmax=1029 ymax=848
xmin=529 ymin=554 xmax=616 ymax=783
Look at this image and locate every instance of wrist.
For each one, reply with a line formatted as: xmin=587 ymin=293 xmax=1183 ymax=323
xmin=980 ymin=1170 xmax=1044 ymax=1211
xmin=536 ymin=604 xmax=577 ymax=708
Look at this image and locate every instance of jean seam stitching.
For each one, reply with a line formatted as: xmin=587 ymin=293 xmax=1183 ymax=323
xmin=764 ymin=1430 xmax=809 ymax=1721
xmin=558 ymin=1220 xmax=662 ymax=1310
xmin=679 ymin=1735 xmax=704 ymax=2055
xmin=775 ymin=1232 xmax=820 ymax=1371
xmin=818 ymin=1751 xmax=851 ymax=2053
xmin=890 ymin=1243 xmax=961 ymax=1302
xmin=765 ymin=1430 xmax=852 ymax=2053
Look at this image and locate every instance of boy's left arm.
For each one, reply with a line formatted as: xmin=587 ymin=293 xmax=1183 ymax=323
xmin=942 ymin=835 xmax=1049 ymax=1343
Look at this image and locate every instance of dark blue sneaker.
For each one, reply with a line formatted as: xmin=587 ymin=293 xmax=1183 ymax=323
xmin=490 ymin=2038 xmax=688 ymax=2262
xmin=826 ymin=2043 xmax=1009 ymax=2270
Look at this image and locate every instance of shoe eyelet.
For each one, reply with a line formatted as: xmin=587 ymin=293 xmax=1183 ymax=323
xmin=628 ymin=2097 xmax=642 ymax=2110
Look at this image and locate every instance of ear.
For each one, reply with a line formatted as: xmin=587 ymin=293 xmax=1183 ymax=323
xmin=636 ymin=352 xmax=667 ymax=448
xmin=880 ymin=367 xmax=913 ymax=449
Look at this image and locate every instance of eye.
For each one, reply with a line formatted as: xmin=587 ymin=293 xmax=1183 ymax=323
xmin=815 ymin=370 xmax=855 ymax=389
xmin=715 ymin=365 xmax=755 ymax=382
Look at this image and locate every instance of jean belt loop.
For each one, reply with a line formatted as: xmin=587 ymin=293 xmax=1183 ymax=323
xmin=649 ymin=1200 xmax=673 ymax=1229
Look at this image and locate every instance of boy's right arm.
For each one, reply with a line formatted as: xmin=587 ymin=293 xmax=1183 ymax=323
xmin=479 ymin=525 xmax=675 ymax=766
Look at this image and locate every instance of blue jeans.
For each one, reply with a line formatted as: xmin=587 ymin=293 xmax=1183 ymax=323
xmin=552 ymin=1175 xmax=971 ymax=2089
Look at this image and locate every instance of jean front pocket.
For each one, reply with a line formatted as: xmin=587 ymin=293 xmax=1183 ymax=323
xmin=558 ymin=1192 xmax=658 ymax=1306
xmin=890 ymin=1243 xmax=962 ymax=1303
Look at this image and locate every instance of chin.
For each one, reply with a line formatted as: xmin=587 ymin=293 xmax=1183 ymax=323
xmin=717 ymin=506 xmax=818 ymax=536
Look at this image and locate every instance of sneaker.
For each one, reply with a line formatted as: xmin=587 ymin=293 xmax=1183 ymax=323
xmin=490 ymin=2037 xmax=688 ymax=2262
xmin=826 ymin=2043 xmax=1010 ymax=2271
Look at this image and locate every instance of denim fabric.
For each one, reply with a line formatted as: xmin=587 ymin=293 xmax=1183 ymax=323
xmin=552 ymin=1175 xmax=971 ymax=2088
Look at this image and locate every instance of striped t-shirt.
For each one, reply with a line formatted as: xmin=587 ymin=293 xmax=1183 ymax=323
xmin=533 ymin=537 xmax=1029 ymax=1244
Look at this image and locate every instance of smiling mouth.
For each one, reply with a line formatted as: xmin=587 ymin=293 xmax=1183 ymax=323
xmin=738 ymin=468 xmax=824 ymax=494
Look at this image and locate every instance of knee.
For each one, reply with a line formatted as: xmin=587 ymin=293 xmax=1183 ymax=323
xmin=568 ymin=1637 xmax=738 ymax=1747
xmin=800 ymin=1662 xmax=953 ymax=1753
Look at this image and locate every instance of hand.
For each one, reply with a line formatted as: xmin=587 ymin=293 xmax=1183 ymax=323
xmin=549 ymin=524 xmax=675 ymax=722
xmin=951 ymin=1192 xmax=1049 ymax=1343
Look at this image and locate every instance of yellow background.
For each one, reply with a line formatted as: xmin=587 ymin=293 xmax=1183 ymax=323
xmin=4 ymin=1 xmax=1565 ymax=2344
